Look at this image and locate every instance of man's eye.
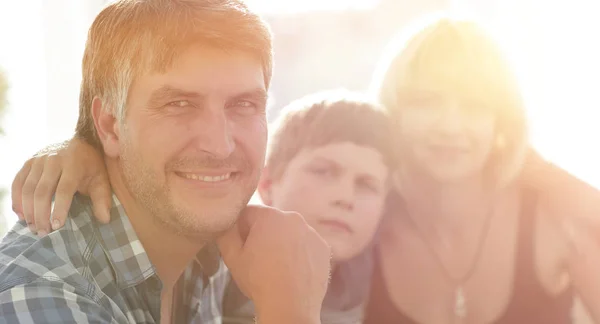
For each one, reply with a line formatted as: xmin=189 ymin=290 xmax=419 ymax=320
xmin=166 ymin=100 xmax=192 ymax=108
xmin=229 ymin=100 xmax=258 ymax=115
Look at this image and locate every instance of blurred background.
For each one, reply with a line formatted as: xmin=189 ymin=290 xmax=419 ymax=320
xmin=0 ymin=0 xmax=598 ymax=322
xmin=1 ymin=0 xmax=600 ymax=227
xmin=2 ymin=0 xmax=600 ymax=229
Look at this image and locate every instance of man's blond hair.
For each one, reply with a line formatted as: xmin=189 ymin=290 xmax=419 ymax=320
xmin=76 ymin=0 xmax=273 ymax=148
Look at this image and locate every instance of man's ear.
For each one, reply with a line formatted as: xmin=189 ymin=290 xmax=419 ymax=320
xmin=91 ymin=97 xmax=120 ymax=158
xmin=257 ymin=166 xmax=275 ymax=206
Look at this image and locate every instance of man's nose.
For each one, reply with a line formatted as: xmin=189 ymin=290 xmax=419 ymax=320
xmin=190 ymin=106 xmax=235 ymax=159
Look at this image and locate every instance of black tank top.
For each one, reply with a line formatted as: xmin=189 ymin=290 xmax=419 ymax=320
xmin=364 ymin=188 xmax=574 ymax=324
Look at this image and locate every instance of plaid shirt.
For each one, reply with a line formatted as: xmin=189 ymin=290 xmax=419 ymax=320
xmin=0 ymin=194 xmax=228 ymax=323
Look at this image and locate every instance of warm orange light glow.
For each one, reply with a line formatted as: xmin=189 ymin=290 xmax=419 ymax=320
xmin=246 ymin=0 xmax=379 ymax=13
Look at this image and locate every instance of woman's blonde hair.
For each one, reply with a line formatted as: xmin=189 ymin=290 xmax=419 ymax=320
xmin=371 ymin=13 xmax=529 ymax=188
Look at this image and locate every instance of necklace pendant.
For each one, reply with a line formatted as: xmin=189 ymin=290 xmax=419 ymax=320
xmin=454 ymin=287 xmax=467 ymax=319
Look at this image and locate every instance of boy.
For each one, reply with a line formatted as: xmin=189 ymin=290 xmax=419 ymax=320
xmin=225 ymin=89 xmax=395 ymax=323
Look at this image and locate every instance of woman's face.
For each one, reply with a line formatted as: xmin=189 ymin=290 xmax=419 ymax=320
xmin=396 ymin=90 xmax=497 ymax=183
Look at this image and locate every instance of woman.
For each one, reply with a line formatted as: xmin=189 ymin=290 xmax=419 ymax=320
xmin=363 ymin=15 xmax=600 ymax=323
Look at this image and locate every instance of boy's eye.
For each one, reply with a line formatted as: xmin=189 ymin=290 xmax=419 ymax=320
xmin=308 ymin=166 xmax=334 ymax=177
xmin=357 ymin=178 xmax=381 ymax=193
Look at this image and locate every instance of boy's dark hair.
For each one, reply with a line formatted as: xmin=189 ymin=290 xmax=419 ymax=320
xmin=266 ymin=89 xmax=395 ymax=179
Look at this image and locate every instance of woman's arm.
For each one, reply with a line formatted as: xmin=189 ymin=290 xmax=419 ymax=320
xmin=525 ymin=149 xmax=600 ymax=321
xmin=524 ymin=149 xmax=600 ymax=225
xmin=563 ymin=219 xmax=600 ymax=322
xmin=11 ymin=137 xmax=112 ymax=236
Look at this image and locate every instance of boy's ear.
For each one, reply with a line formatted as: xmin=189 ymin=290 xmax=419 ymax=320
xmin=257 ymin=167 xmax=274 ymax=206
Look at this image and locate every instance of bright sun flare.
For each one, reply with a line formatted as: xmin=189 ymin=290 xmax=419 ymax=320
xmin=1 ymin=0 xmax=599 ymax=233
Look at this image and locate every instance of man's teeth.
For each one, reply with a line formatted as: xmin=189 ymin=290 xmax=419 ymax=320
xmin=181 ymin=173 xmax=232 ymax=182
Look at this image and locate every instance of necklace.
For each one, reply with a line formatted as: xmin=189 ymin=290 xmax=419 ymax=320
xmin=403 ymin=200 xmax=495 ymax=321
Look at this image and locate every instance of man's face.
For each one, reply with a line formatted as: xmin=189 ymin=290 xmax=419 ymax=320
xmin=262 ymin=142 xmax=389 ymax=262
xmin=118 ymin=45 xmax=267 ymax=237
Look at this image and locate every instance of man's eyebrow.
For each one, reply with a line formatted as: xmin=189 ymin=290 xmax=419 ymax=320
xmin=149 ymin=86 xmax=268 ymax=105
xmin=148 ymin=85 xmax=203 ymax=105
xmin=229 ymin=88 xmax=268 ymax=102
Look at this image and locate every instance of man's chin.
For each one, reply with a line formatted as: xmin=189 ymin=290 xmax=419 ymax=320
xmin=168 ymin=188 xmax=253 ymax=235
xmin=176 ymin=205 xmax=241 ymax=235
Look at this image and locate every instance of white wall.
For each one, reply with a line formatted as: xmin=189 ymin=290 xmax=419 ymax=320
xmin=0 ymin=0 xmax=107 ymax=228
xmin=0 ymin=1 xmax=48 ymax=228
xmin=465 ymin=0 xmax=600 ymax=187
xmin=42 ymin=0 xmax=107 ymax=144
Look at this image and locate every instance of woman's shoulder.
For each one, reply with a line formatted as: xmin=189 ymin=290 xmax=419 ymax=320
xmin=522 ymin=151 xmax=600 ymax=293
xmin=521 ymin=150 xmax=600 ymax=224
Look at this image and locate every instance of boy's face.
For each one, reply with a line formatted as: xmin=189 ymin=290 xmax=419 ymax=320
xmin=259 ymin=142 xmax=389 ymax=262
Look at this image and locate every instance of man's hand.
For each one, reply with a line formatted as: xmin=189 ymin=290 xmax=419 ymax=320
xmin=217 ymin=205 xmax=331 ymax=324
xmin=11 ymin=137 xmax=112 ymax=236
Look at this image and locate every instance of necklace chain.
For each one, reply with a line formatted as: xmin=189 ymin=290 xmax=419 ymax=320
xmin=403 ymin=198 xmax=496 ymax=320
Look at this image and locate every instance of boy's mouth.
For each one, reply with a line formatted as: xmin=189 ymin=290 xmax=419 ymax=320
xmin=317 ymin=220 xmax=353 ymax=234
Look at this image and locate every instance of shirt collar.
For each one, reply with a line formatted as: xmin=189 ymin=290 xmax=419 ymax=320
xmin=97 ymin=194 xmax=223 ymax=289
xmin=194 ymin=241 xmax=221 ymax=277
xmin=97 ymin=194 xmax=156 ymax=289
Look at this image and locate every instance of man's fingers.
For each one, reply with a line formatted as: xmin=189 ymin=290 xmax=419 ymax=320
xmin=218 ymin=205 xmax=298 ymax=269
xmin=49 ymin=176 xmax=79 ymax=231
xmin=237 ymin=205 xmax=280 ymax=230
xmin=11 ymin=158 xmax=33 ymax=219
xmin=88 ymin=175 xmax=112 ymax=224
xmin=21 ymin=157 xmax=47 ymax=232
xmin=33 ymin=154 xmax=63 ymax=236
xmin=216 ymin=221 xmax=245 ymax=269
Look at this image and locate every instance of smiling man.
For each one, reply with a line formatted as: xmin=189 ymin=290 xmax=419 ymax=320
xmin=0 ymin=1 xmax=330 ymax=323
